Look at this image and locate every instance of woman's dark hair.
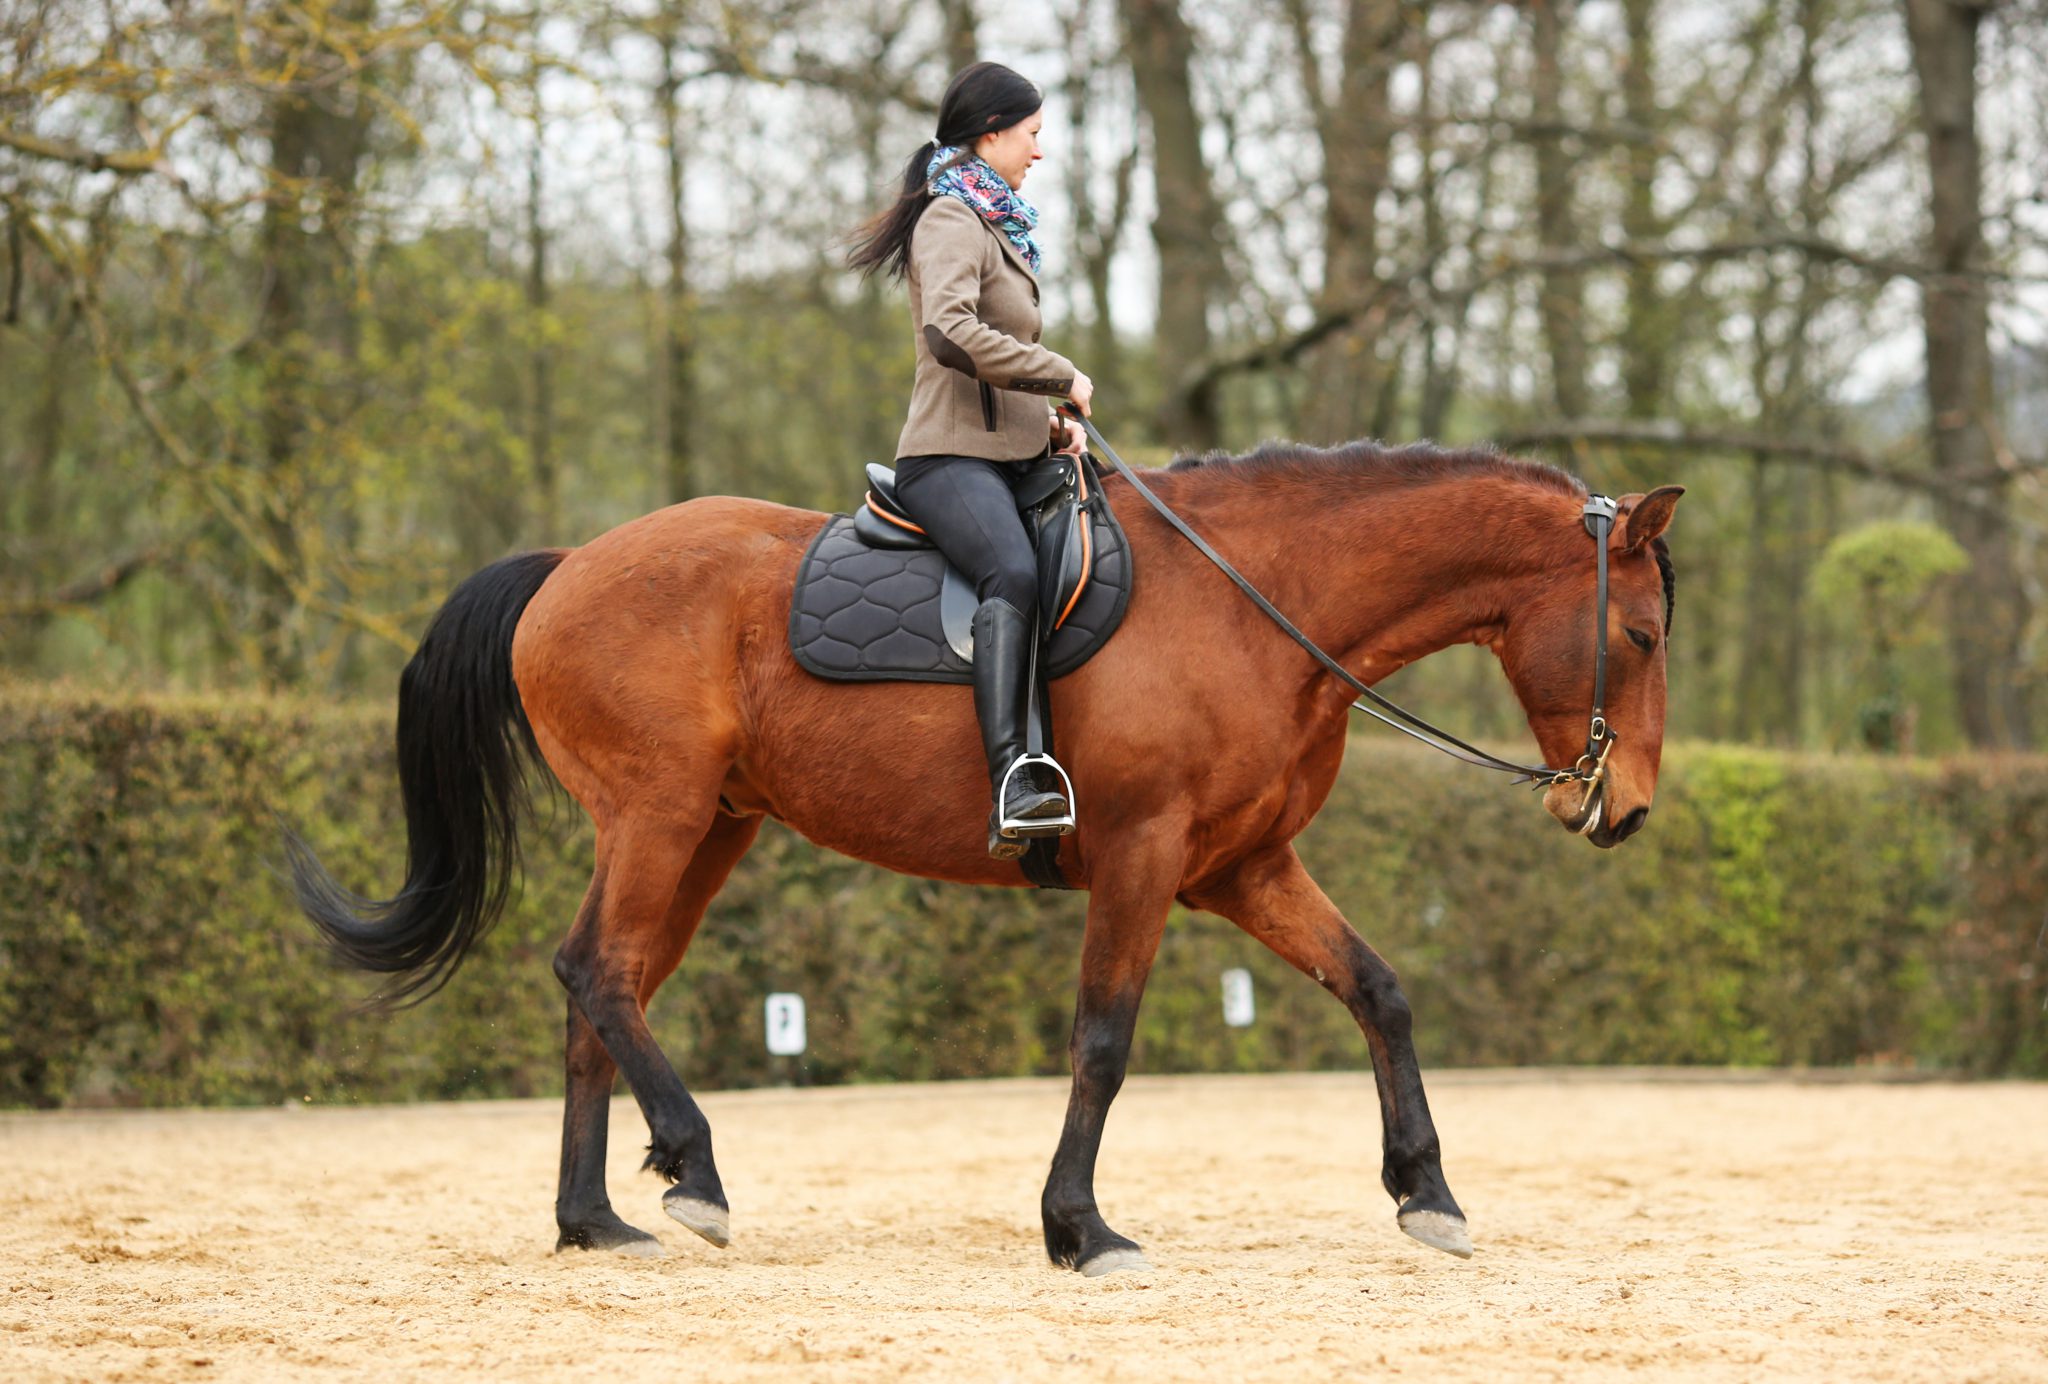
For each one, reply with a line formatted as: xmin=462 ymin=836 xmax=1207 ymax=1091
xmin=846 ymin=61 xmax=1042 ymax=280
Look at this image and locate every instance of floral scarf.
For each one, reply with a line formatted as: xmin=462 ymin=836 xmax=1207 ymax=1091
xmin=926 ymin=146 xmax=1042 ymax=275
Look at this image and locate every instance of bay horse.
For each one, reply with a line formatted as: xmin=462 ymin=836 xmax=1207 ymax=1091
xmin=291 ymin=438 xmax=1682 ymax=1275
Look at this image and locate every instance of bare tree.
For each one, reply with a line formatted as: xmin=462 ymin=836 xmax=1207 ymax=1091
xmin=1119 ymin=0 xmax=1228 ymax=449
xmin=1287 ymin=0 xmax=1417 ymax=443
xmin=1062 ymin=0 xmax=1139 ymax=408
xmin=1617 ymin=0 xmax=1670 ymax=421
xmin=1529 ymin=0 xmax=1589 ymax=418
xmin=1904 ymin=0 xmax=2034 ymax=746
xmin=938 ymin=0 xmax=979 ymax=71
xmin=254 ymin=0 xmax=375 ymax=685
xmin=656 ymin=9 xmax=696 ymax=505
xmin=527 ymin=7 xmax=557 ymax=536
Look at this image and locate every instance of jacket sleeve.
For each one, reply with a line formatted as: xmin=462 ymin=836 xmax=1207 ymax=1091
xmin=914 ymin=199 xmax=1078 ymax=395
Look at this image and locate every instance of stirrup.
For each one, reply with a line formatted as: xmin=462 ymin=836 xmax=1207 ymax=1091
xmin=997 ymin=754 xmax=1076 ymax=838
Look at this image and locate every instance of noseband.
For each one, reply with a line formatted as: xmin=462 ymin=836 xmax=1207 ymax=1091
xmin=1065 ymin=407 xmax=1619 ymax=796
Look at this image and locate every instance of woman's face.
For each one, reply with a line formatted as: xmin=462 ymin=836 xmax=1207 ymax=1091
xmin=975 ymin=108 xmax=1044 ymax=190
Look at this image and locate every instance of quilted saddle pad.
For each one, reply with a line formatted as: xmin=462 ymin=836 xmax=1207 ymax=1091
xmin=787 ymin=488 xmax=1132 ymax=685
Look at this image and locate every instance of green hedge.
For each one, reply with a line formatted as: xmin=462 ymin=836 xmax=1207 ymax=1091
xmin=2 ymin=687 xmax=2043 ymax=1108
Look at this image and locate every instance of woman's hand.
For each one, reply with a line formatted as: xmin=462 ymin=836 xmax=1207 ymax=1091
xmin=1067 ymin=371 xmax=1093 ymax=417
xmin=1053 ymin=414 xmax=1086 ymax=455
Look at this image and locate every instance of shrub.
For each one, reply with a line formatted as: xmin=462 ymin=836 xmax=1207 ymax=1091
xmin=1 ymin=687 xmax=2041 ymax=1108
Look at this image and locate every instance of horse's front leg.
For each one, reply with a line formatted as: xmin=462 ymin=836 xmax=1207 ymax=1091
xmin=1041 ymin=823 xmax=1183 ymax=1277
xmin=1187 ymin=843 xmax=1472 ymax=1258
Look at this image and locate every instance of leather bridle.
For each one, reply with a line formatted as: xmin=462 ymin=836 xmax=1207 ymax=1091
xmin=1061 ymin=406 xmax=1620 ymax=806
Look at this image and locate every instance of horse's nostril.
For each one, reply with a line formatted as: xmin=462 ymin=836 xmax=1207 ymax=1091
xmin=1617 ymin=806 xmax=1649 ymax=840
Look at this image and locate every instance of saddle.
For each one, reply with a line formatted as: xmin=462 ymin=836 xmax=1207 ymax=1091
xmin=787 ymin=454 xmax=1133 ymax=891
xmin=788 ymin=454 xmax=1132 ymax=684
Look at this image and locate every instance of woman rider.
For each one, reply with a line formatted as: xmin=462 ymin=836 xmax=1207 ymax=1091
xmin=847 ymin=62 xmax=1095 ymax=861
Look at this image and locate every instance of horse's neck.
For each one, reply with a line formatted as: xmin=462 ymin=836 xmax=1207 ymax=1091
xmin=1159 ymin=468 xmax=1576 ymax=690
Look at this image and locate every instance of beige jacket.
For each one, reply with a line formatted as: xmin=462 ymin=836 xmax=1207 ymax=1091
xmin=894 ymin=195 xmax=1078 ymax=462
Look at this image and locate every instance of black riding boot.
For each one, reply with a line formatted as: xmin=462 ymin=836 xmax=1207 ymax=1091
xmin=971 ymin=597 xmax=1070 ymax=859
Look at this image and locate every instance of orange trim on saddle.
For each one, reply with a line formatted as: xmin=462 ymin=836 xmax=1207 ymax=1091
xmin=1055 ymin=515 xmax=1093 ymax=630
xmin=865 ymin=493 xmax=927 ymax=535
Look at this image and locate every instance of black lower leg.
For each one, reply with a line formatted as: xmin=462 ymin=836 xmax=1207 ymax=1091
xmin=552 ymin=952 xmax=726 ymax=1218
xmin=1341 ymin=939 xmax=1459 ymax=1219
xmin=1041 ymin=991 xmax=1145 ymax=1269
xmin=553 ymin=998 xmax=658 ymax=1253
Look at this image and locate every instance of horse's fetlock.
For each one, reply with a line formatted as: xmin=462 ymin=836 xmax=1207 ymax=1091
xmin=555 ymin=1200 xmax=608 ymax=1233
xmin=642 ymin=1141 xmax=694 ymax=1185
xmin=1385 ymin=1135 xmax=1438 ymax=1173
xmin=1042 ymin=1193 xmax=1098 ymax=1223
xmin=642 ymin=1114 xmax=717 ymax=1187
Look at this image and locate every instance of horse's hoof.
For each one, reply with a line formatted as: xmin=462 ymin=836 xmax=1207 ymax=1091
xmin=663 ymin=1193 xmax=731 ymax=1248
xmin=1078 ymin=1247 xmax=1154 ymax=1278
xmin=1398 ymin=1207 xmax=1473 ymax=1259
xmin=555 ymin=1221 xmax=663 ymax=1258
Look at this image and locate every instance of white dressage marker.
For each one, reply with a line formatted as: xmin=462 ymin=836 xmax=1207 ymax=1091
xmin=764 ymin=993 xmax=807 ymax=1056
xmin=1221 ymin=968 xmax=1255 ymax=1028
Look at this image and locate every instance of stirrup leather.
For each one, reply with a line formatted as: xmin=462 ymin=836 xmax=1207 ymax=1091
xmin=997 ymin=754 xmax=1076 ymax=838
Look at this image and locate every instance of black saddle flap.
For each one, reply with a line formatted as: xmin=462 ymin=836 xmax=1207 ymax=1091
xmin=789 ymin=458 xmax=1132 ymax=685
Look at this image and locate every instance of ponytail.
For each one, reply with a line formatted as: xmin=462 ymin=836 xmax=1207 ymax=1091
xmin=846 ymin=140 xmax=970 ymax=281
xmin=844 ymin=62 xmax=1041 ymax=281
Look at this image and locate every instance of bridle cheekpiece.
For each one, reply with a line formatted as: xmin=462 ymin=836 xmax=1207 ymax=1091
xmin=1568 ymin=494 xmax=1621 ymax=818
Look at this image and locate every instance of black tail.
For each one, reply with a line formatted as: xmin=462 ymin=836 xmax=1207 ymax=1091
xmin=288 ymin=549 xmax=567 ymax=1006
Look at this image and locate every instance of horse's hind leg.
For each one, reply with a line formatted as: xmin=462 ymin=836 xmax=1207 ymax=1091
xmin=1188 ymin=843 xmax=1470 ymax=1258
xmin=554 ymin=895 xmax=645 ymax=1252
xmin=552 ymin=808 xmax=760 ymax=1255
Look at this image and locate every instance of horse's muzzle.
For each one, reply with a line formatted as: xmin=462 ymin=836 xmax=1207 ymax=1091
xmin=1544 ymin=781 xmax=1649 ymax=848
xmin=1583 ymin=801 xmax=1650 ymax=849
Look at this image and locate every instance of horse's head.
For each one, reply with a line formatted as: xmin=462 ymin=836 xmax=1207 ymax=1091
xmin=1495 ymin=485 xmax=1683 ymax=849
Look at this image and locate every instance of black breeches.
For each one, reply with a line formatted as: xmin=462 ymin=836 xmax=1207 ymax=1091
xmin=891 ymin=454 xmax=1040 ymax=619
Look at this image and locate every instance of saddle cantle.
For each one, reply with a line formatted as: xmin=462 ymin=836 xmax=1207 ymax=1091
xmin=788 ymin=454 xmax=1132 ymax=685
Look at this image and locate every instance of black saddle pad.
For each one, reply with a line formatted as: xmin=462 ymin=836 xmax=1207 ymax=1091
xmin=788 ymin=479 xmax=1132 ymax=685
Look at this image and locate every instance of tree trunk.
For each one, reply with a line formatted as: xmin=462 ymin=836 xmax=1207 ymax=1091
xmin=938 ymin=0 xmax=979 ymax=72
xmin=1065 ymin=1 xmax=1134 ymax=409
xmin=526 ymin=26 xmax=555 ymax=538
xmin=1300 ymin=0 xmax=1406 ymax=444
xmin=3 ymin=295 xmax=79 ymax=666
xmin=658 ymin=27 xmax=695 ymax=505
xmin=1618 ymin=0 xmax=1667 ymax=421
xmin=1775 ymin=0 xmax=1825 ymax=747
xmin=1903 ymin=0 xmax=2032 ymax=747
xmin=1415 ymin=34 xmax=1465 ymax=439
xmin=1119 ymin=0 xmax=1226 ymax=449
xmin=1530 ymin=0 xmax=1588 ymax=418
xmin=255 ymin=14 xmax=370 ymax=688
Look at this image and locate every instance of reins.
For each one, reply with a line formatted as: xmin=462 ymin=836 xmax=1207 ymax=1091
xmin=1060 ymin=405 xmax=1617 ymax=794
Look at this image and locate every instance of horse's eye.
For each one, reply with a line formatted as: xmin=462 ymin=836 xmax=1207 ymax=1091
xmin=1626 ymin=627 xmax=1656 ymax=653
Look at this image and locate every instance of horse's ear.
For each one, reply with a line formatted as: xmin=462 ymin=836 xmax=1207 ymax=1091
xmin=1622 ymin=485 xmax=1684 ymax=551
